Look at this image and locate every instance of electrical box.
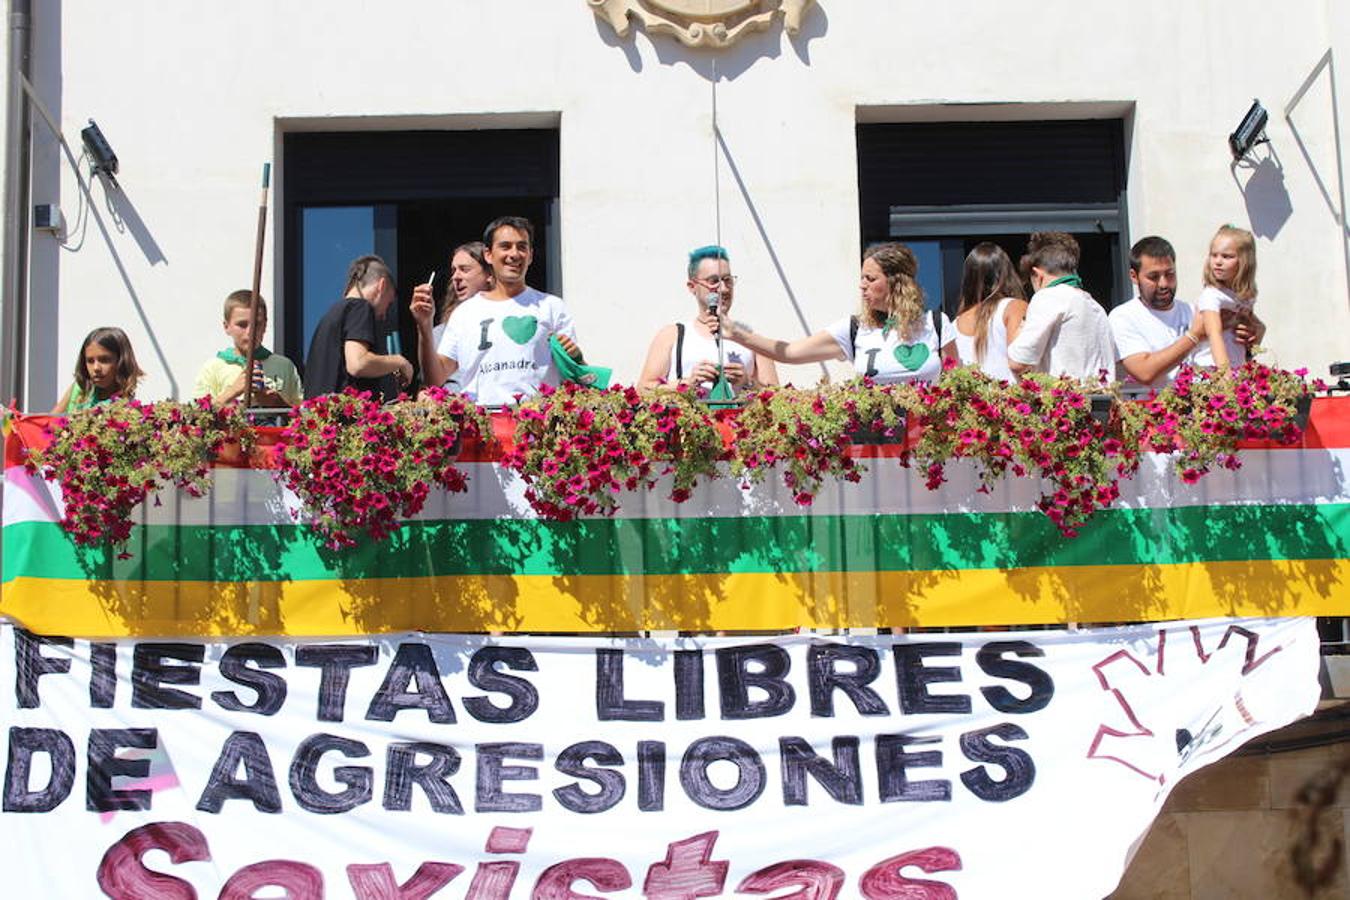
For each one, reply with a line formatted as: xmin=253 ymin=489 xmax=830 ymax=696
xmin=33 ymin=204 xmax=65 ymax=235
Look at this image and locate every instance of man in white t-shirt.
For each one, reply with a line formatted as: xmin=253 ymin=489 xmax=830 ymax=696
xmin=1109 ymin=236 xmax=1204 ymax=390
xmin=1007 ymin=231 xmax=1115 ymax=380
xmin=410 ymin=216 xmax=583 ymax=406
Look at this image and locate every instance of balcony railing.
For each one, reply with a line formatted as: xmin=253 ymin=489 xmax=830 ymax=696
xmin=2 ymin=393 xmax=1345 ymax=639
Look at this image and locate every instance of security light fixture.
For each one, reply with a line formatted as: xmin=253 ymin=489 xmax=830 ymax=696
xmin=80 ymin=119 xmax=118 ymax=178
xmin=1229 ymin=100 xmax=1269 ymax=160
xmin=1330 ymin=362 xmax=1350 ymax=394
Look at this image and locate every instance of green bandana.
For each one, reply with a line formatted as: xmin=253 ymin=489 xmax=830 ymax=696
xmin=217 ymin=346 xmax=272 ymax=367
xmin=549 ymin=336 xmax=612 ymax=390
xmin=1045 ymin=274 xmax=1084 ymax=290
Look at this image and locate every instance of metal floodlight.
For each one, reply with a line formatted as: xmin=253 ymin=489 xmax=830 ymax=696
xmin=1228 ymin=99 xmax=1269 ymax=160
xmin=1329 ymin=362 xmax=1350 ymax=395
xmin=80 ymin=119 xmax=118 ymax=177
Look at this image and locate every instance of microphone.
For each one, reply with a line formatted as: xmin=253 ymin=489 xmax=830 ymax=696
xmin=705 ymin=290 xmax=721 ymax=316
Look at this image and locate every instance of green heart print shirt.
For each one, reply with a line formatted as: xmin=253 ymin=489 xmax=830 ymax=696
xmin=435 ymin=287 xmax=578 ymax=405
xmin=826 ymin=309 xmax=953 ymax=384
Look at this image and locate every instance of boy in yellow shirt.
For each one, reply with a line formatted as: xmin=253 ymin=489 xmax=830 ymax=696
xmin=193 ymin=291 xmax=303 ymax=407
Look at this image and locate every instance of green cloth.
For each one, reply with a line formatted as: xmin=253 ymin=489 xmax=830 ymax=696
xmin=549 ymin=335 xmax=611 ymax=389
xmin=216 ymin=346 xmax=272 ymax=366
xmin=1045 ymin=274 xmax=1084 ymax=289
xmin=707 ymin=372 xmax=736 ymax=403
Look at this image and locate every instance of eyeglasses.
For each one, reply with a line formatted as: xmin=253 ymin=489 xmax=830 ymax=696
xmin=695 ymin=275 xmax=738 ymax=288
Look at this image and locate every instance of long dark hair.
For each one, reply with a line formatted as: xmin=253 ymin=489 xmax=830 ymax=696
xmin=441 ymin=241 xmax=491 ymax=325
xmin=73 ymin=326 xmax=145 ymax=397
xmin=956 ymin=243 xmax=1025 ymax=363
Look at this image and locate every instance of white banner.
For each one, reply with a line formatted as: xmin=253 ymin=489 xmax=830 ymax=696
xmin=0 ymin=619 xmax=1320 ymax=899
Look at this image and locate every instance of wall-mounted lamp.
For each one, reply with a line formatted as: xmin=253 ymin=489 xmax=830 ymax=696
xmin=1229 ymin=99 xmax=1269 ymax=160
xmin=80 ymin=119 xmax=118 ymax=179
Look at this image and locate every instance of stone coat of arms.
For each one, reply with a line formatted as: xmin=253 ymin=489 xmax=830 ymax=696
xmin=589 ymin=0 xmax=816 ymax=48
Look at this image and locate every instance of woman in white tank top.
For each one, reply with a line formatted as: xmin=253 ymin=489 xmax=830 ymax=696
xmin=953 ymin=243 xmax=1029 ymax=381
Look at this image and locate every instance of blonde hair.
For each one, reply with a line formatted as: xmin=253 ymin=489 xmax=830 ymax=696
xmin=860 ymin=243 xmax=926 ymax=340
xmin=1202 ymin=225 xmax=1257 ymax=301
xmin=223 ymin=289 xmax=266 ymax=323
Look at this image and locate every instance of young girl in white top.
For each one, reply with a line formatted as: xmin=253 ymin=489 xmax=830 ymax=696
xmin=1193 ymin=224 xmax=1258 ymax=368
xmin=953 ymin=242 xmax=1028 ymax=380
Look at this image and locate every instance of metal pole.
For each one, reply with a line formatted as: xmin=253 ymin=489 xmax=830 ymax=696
xmin=242 ymin=163 xmax=271 ymax=409
xmin=2 ymin=0 xmax=33 ymax=408
xmin=710 ymin=57 xmax=728 ymax=393
xmin=1285 ymin=49 xmax=1350 ymax=313
xmin=1 ymin=0 xmax=33 ymax=613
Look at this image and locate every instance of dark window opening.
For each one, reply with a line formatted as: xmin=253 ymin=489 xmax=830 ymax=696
xmin=282 ymin=129 xmax=560 ymax=387
xmin=857 ymin=119 xmax=1128 ymax=314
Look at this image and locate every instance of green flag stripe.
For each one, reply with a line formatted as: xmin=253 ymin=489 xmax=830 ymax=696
xmin=3 ymin=503 xmax=1347 ymax=584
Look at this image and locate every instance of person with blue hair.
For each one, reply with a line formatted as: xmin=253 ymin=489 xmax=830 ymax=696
xmin=637 ymin=244 xmax=778 ymax=392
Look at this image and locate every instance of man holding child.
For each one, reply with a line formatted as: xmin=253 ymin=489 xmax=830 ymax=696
xmin=1110 ymin=235 xmax=1267 ymax=389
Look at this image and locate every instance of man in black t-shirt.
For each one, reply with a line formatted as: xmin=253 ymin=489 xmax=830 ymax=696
xmin=303 ymin=255 xmax=414 ymax=401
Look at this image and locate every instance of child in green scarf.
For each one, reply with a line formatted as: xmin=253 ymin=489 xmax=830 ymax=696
xmin=193 ymin=291 xmax=302 ymax=408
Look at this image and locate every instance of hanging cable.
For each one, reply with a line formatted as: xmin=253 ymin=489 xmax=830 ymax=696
xmin=707 ymin=56 xmax=735 ymax=403
xmin=712 ymin=56 xmax=721 ymax=251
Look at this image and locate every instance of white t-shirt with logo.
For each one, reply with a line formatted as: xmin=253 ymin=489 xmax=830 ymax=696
xmin=1191 ymin=285 xmax=1255 ymax=367
xmin=825 ymin=310 xmax=953 ymax=384
xmin=1108 ymin=297 xmax=1196 ymax=388
xmin=436 ymin=288 xmax=576 ymax=405
xmin=1007 ymin=282 xmax=1116 ymax=380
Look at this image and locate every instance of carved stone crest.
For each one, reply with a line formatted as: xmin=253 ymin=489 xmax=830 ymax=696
xmin=589 ymin=0 xmax=816 ymax=48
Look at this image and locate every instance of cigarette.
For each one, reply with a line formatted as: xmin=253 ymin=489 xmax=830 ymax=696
xmin=426 ymin=270 xmax=436 ymax=289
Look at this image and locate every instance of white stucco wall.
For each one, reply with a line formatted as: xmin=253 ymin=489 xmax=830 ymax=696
xmin=12 ymin=0 xmax=1350 ymax=408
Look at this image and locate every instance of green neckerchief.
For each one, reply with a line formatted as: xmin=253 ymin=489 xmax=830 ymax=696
xmin=549 ymin=336 xmax=612 ymax=389
xmin=216 ymin=346 xmax=272 ymax=367
xmin=1045 ymin=274 xmax=1084 ymax=290
xmin=863 ymin=311 xmax=900 ymax=338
